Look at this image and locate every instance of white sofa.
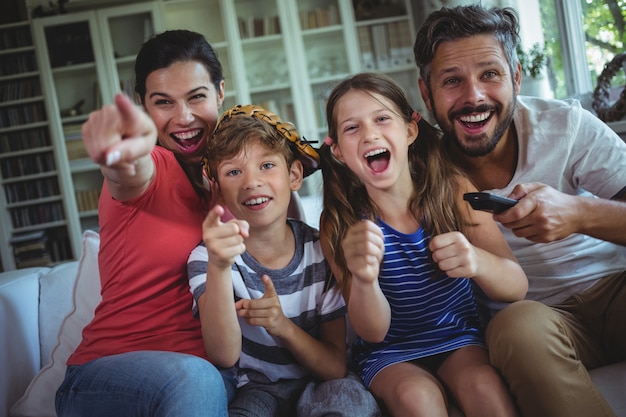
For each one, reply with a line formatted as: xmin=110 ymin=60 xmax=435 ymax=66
xmin=1 ymin=224 xmax=626 ymax=417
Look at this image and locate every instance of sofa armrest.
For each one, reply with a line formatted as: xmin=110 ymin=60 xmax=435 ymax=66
xmin=590 ymin=361 xmax=626 ymax=417
xmin=0 ymin=268 xmax=49 ymax=417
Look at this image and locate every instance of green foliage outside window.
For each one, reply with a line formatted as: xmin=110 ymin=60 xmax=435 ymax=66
xmin=517 ymin=43 xmax=548 ymax=78
xmin=539 ymin=0 xmax=625 ymax=98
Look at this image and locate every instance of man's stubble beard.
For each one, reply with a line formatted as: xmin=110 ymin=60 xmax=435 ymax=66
xmin=430 ymin=90 xmax=517 ymax=158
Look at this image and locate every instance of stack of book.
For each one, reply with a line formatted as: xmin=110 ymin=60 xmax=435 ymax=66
xmin=64 ymin=123 xmax=87 ymax=160
xmin=10 ymin=230 xmax=51 ymax=268
xmin=75 ymin=188 xmax=100 ymax=212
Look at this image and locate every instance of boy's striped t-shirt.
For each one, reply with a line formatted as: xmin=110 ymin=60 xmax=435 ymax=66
xmin=188 ymin=219 xmax=346 ymax=386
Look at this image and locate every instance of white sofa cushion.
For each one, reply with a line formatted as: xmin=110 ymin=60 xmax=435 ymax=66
xmin=0 ymin=267 xmax=47 ymax=417
xmin=590 ymin=361 xmax=626 ymax=417
xmin=39 ymin=261 xmax=79 ymax=367
xmin=10 ymin=230 xmax=101 ymax=417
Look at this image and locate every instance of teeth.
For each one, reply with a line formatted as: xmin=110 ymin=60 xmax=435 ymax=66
xmin=365 ymin=148 xmax=387 ymax=158
xmin=460 ymin=112 xmax=490 ymax=123
xmin=244 ymin=197 xmax=269 ymax=206
xmin=173 ymin=129 xmax=201 ymax=140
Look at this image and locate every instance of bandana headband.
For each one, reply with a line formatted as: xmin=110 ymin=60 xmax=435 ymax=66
xmin=203 ymin=104 xmax=320 ymax=178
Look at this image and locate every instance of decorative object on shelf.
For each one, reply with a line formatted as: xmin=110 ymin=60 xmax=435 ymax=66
xmin=60 ymin=99 xmax=85 ymax=117
xmin=31 ymin=0 xmax=70 ymax=18
xmin=592 ymin=52 xmax=626 ymax=123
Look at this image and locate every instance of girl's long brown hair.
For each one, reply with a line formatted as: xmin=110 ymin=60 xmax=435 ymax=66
xmin=320 ymin=73 xmax=470 ymax=290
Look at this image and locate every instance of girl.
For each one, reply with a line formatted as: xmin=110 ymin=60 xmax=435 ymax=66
xmin=319 ymin=73 xmax=526 ymax=417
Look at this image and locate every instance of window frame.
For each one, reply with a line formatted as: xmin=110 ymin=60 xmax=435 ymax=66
xmin=553 ymin=0 xmax=594 ymax=96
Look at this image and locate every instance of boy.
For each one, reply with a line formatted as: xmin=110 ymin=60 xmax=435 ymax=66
xmin=187 ymin=104 xmax=380 ymax=417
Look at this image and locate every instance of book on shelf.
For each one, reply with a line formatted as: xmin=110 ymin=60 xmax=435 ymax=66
xmin=371 ymin=24 xmax=389 ymax=70
xmin=0 ymin=51 xmax=37 ymax=77
xmin=4 ymin=177 xmax=60 ymax=204
xmin=299 ymin=6 xmax=339 ymax=30
xmin=65 ymin=139 xmax=88 ymax=160
xmin=263 ymin=16 xmax=280 ymax=35
xmin=15 ymin=256 xmax=52 ymax=268
xmin=253 ymin=17 xmax=264 ymax=37
xmin=75 ymin=188 xmax=100 ymax=212
xmin=327 ymin=5 xmax=340 ymax=26
xmin=238 ymin=15 xmax=280 ymax=38
xmin=388 ymin=21 xmax=403 ymax=67
xmin=64 ymin=123 xmax=88 ymax=160
xmin=0 ymin=128 xmax=50 ymax=153
xmin=0 ymin=101 xmax=46 ymax=128
xmin=390 ymin=20 xmax=413 ymax=66
xmin=10 ymin=229 xmax=51 ymax=268
xmin=0 ymin=152 xmax=56 ymax=178
xmin=0 ymin=77 xmax=41 ymax=101
xmin=9 ymin=229 xmax=45 ymax=244
xmin=10 ymin=201 xmax=65 ymax=228
xmin=244 ymin=16 xmax=254 ymax=38
xmin=49 ymin=236 xmax=72 ymax=263
xmin=63 ymin=123 xmax=82 ymax=140
xmin=357 ymin=26 xmax=375 ymax=71
xmin=0 ymin=26 xmax=32 ymax=50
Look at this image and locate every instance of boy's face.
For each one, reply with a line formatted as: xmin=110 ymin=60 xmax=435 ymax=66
xmin=215 ymin=139 xmax=303 ymax=227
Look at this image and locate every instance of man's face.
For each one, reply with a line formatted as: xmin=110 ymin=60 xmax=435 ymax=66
xmin=419 ymin=34 xmax=521 ymax=157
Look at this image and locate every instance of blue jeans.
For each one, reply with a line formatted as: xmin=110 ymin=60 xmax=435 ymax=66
xmin=55 ymin=351 xmax=237 ymax=417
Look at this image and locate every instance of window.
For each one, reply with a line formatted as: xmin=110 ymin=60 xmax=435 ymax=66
xmin=539 ymin=0 xmax=625 ymax=99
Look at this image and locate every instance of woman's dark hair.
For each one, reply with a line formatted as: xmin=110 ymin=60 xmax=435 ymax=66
xmin=135 ymin=30 xmax=223 ymax=104
xmin=134 ymin=30 xmax=224 ymax=201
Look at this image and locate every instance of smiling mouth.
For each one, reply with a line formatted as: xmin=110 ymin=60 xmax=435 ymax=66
xmin=243 ymin=196 xmax=270 ymax=206
xmin=171 ymin=128 xmax=203 ymax=150
xmin=365 ymin=148 xmax=390 ymax=173
xmin=458 ymin=111 xmax=492 ymax=129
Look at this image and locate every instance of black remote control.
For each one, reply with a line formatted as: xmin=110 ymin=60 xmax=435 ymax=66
xmin=463 ymin=192 xmax=518 ymax=214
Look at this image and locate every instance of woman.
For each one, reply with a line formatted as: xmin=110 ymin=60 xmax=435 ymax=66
xmin=55 ymin=30 xmax=234 ymax=417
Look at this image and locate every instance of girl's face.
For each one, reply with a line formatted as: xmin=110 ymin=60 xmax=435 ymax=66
xmin=331 ymin=90 xmax=418 ymax=193
xmin=143 ymin=60 xmax=225 ymax=165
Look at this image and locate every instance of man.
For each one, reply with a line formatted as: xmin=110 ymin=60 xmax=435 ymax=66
xmin=413 ymin=4 xmax=626 ymax=417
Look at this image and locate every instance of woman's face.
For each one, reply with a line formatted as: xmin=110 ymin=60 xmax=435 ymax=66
xmin=143 ymin=60 xmax=225 ymax=165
